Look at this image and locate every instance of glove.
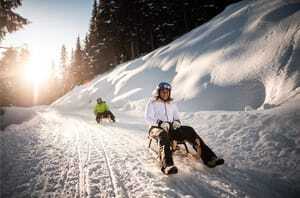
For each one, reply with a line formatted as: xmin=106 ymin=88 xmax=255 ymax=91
xmin=172 ymin=120 xmax=181 ymax=130
xmin=159 ymin=121 xmax=170 ymax=132
xmin=160 ymin=122 xmax=170 ymax=132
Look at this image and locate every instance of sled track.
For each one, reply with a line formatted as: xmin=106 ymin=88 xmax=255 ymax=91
xmin=95 ymin=124 xmax=163 ymax=197
xmin=97 ymin=123 xmax=245 ymax=198
xmin=70 ymin=118 xmax=120 ymax=198
xmin=86 ymin=124 xmax=120 ymax=197
xmin=0 ymin=111 xmax=256 ymax=197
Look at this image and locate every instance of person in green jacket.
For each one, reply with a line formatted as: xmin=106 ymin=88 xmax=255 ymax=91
xmin=94 ymin=97 xmax=115 ymax=123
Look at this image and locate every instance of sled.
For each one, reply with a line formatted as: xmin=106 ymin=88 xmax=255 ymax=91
xmin=148 ymin=135 xmax=224 ymax=169
xmin=148 ymin=135 xmax=190 ymax=154
xmin=147 ymin=134 xmax=203 ymax=162
xmin=96 ymin=112 xmax=115 ymax=124
xmin=96 ymin=117 xmax=114 ymax=124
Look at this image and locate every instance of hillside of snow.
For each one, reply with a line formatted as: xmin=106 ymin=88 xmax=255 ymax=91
xmin=53 ymin=0 xmax=300 ymax=112
xmin=1 ymin=0 xmax=300 ymax=197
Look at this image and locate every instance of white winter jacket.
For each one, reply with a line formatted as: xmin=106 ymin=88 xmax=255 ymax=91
xmin=145 ymin=98 xmax=180 ymax=126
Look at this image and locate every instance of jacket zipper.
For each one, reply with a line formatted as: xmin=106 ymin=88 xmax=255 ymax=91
xmin=164 ymin=102 xmax=169 ymax=121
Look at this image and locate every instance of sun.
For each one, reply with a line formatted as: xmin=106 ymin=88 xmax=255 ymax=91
xmin=24 ymin=56 xmax=50 ymax=86
xmin=22 ymin=52 xmax=53 ymax=104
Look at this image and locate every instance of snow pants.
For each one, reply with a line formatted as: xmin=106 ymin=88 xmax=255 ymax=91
xmin=149 ymin=125 xmax=218 ymax=169
xmin=96 ymin=111 xmax=115 ymax=123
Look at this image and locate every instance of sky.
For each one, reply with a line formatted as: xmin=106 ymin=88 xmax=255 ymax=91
xmin=2 ymin=0 xmax=93 ymax=67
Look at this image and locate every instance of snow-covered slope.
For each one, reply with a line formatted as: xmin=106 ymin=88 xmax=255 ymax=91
xmin=1 ymin=0 xmax=300 ymax=197
xmin=53 ymin=0 xmax=300 ymax=111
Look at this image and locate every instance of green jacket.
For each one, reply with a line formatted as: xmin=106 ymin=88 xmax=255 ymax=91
xmin=94 ymin=102 xmax=109 ymax=114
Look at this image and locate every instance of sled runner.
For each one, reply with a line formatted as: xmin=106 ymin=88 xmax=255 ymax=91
xmin=148 ymin=135 xmax=190 ymax=154
xmin=148 ymin=133 xmax=224 ymax=167
xmin=147 ymin=133 xmax=204 ymax=163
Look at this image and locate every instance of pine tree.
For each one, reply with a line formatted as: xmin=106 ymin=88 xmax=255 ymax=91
xmin=83 ymin=35 xmax=94 ymax=81
xmin=59 ymin=44 xmax=68 ymax=93
xmin=69 ymin=37 xmax=85 ymax=86
xmin=83 ymin=0 xmax=242 ymax=76
xmin=60 ymin=45 xmax=68 ymax=71
xmin=86 ymin=0 xmax=98 ymax=70
xmin=0 ymin=0 xmax=29 ymax=41
xmin=93 ymin=0 xmax=111 ymax=73
xmin=0 ymin=48 xmax=17 ymax=79
xmin=0 ymin=47 xmax=21 ymax=105
xmin=114 ymin=0 xmax=139 ymax=59
xmin=16 ymin=47 xmax=32 ymax=106
xmin=62 ymin=47 xmax=73 ymax=92
xmin=0 ymin=48 xmax=18 ymax=105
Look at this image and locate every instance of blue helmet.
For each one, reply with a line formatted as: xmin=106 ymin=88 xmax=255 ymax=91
xmin=158 ymin=82 xmax=171 ymax=91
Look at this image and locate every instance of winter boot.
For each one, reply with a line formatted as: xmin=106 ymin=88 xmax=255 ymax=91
xmin=206 ymin=157 xmax=224 ymax=168
xmin=96 ymin=118 xmax=100 ymax=124
xmin=159 ymin=145 xmax=177 ymax=174
xmin=162 ymin=165 xmax=178 ymax=175
xmin=193 ymin=138 xmax=202 ymax=159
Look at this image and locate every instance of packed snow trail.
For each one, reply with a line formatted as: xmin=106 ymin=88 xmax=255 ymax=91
xmin=1 ymin=108 xmax=298 ymax=198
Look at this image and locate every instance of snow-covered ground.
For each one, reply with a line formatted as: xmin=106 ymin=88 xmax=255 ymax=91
xmin=1 ymin=106 xmax=299 ymax=197
xmin=1 ymin=0 xmax=300 ymax=197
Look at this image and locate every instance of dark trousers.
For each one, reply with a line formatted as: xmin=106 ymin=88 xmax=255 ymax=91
xmin=149 ymin=125 xmax=217 ymax=169
xmin=96 ymin=111 xmax=115 ymax=123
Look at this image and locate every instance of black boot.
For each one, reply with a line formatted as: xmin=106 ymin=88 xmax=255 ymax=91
xmin=158 ymin=133 xmax=178 ymax=175
xmin=108 ymin=111 xmax=116 ymax=122
xmin=206 ymin=157 xmax=224 ymax=168
xmin=163 ymin=165 xmax=178 ymax=174
xmin=96 ymin=118 xmax=100 ymax=124
xmin=159 ymin=146 xmax=178 ymax=175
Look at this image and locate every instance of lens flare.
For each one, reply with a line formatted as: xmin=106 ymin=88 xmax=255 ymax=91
xmin=23 ymin=54 xmax=52 ymax=104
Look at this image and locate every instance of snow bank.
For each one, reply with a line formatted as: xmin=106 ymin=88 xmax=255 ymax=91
xmin=0 ymin=106 xmax=49 ymax=130
xmin=0 ymin=107 xmax=37 ymax=130
xmin=53 ymin=0 xmax=300 ymax=111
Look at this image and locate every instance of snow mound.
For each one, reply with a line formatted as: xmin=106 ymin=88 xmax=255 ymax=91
xmin=0 ymin=107 xmax=37 ymax=130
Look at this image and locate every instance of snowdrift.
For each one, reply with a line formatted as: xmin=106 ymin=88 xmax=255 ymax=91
xmin=0 ymin=107 xmax=37 ymax=130
xmin=53 ymin=0 xmax=300 ymax=111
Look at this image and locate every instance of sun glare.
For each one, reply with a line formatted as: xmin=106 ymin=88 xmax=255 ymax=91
xmin=24 ymin=56 xmax=50 ymax=85
xmin=23 ymin=54 xmax=52 ymax=104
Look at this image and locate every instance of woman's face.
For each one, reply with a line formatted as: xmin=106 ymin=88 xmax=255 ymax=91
xmin=159 ymin=89 xmax=170 ymax=101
